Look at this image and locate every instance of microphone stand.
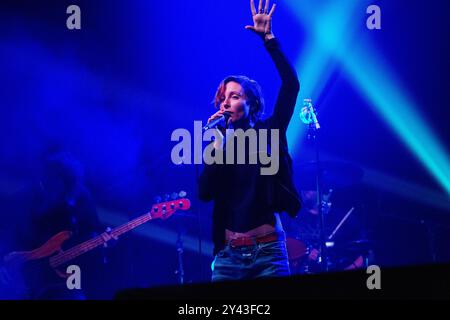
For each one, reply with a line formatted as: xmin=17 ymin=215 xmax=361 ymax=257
xmin=175 ymin=231 xmax=185 ymax=284
xmin=304 ymin=99 xmax=328 ymax=272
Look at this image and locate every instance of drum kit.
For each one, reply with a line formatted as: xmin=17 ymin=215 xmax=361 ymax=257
xmin=287 ymin=99 xmax=373 ymax=274
xmin=285 ymin=160 xmax=373 ymax=274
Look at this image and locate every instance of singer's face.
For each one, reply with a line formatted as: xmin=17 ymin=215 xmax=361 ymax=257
xmin=219 ymin=81 xmax=249 ymax=123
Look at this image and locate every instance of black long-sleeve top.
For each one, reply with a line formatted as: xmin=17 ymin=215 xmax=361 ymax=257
xmin=198 ymin=38 xmax=302 ymax=255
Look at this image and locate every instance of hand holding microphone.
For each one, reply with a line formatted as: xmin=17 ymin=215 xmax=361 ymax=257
xmin=203 ymin=110 xmax=233 ymax=150
xmin=203 ymin=110 xmax=232 ymax=131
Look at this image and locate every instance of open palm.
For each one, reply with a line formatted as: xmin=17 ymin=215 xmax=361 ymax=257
xmin=245 ymin=0 xmax=276 ymax=39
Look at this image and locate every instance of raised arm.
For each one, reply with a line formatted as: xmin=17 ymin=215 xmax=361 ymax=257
xmin=245 ymin=0 xmax=300 ymax=132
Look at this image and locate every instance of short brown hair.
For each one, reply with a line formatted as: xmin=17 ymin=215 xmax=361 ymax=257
xmin=213 ymin=75 xmax=264 ymax=123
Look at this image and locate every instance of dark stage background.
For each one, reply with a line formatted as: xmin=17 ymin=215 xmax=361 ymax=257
xmin=0 ymin=0 xmax=449 ymax=299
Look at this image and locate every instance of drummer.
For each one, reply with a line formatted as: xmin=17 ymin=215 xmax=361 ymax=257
xmin=282 ymin=189 xmax=369 ymax=273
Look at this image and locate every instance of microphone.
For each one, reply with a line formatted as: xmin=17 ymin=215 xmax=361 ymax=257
xmin=202 ymin=111 xmax=232 ymax=131
xmin=300 ymin=98 xmax=320 ymax=129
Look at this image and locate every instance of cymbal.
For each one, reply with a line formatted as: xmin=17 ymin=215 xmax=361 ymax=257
xmin=293 ymin=160 xmax=364 ymax=190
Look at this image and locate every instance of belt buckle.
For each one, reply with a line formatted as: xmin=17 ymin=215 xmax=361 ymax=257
xmin=229 ymin=237 xmax=256 ymax=248
xmin=228 ymin=238 xmax=240 ymax=248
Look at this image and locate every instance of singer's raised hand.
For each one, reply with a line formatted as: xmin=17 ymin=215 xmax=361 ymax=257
xmin=245 ymin=0 xmax=276 ymax=41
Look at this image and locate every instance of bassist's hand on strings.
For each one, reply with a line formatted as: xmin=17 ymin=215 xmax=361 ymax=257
xmin=101 ymin=227 xmax=119 ymax=248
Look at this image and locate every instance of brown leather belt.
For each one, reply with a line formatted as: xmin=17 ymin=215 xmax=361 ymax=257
xmin=226 ymin=232 xmax=280 ymax=247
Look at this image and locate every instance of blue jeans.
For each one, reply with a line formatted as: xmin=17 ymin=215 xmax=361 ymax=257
xmin=211 ymin=240 xmax=290 ymax=282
